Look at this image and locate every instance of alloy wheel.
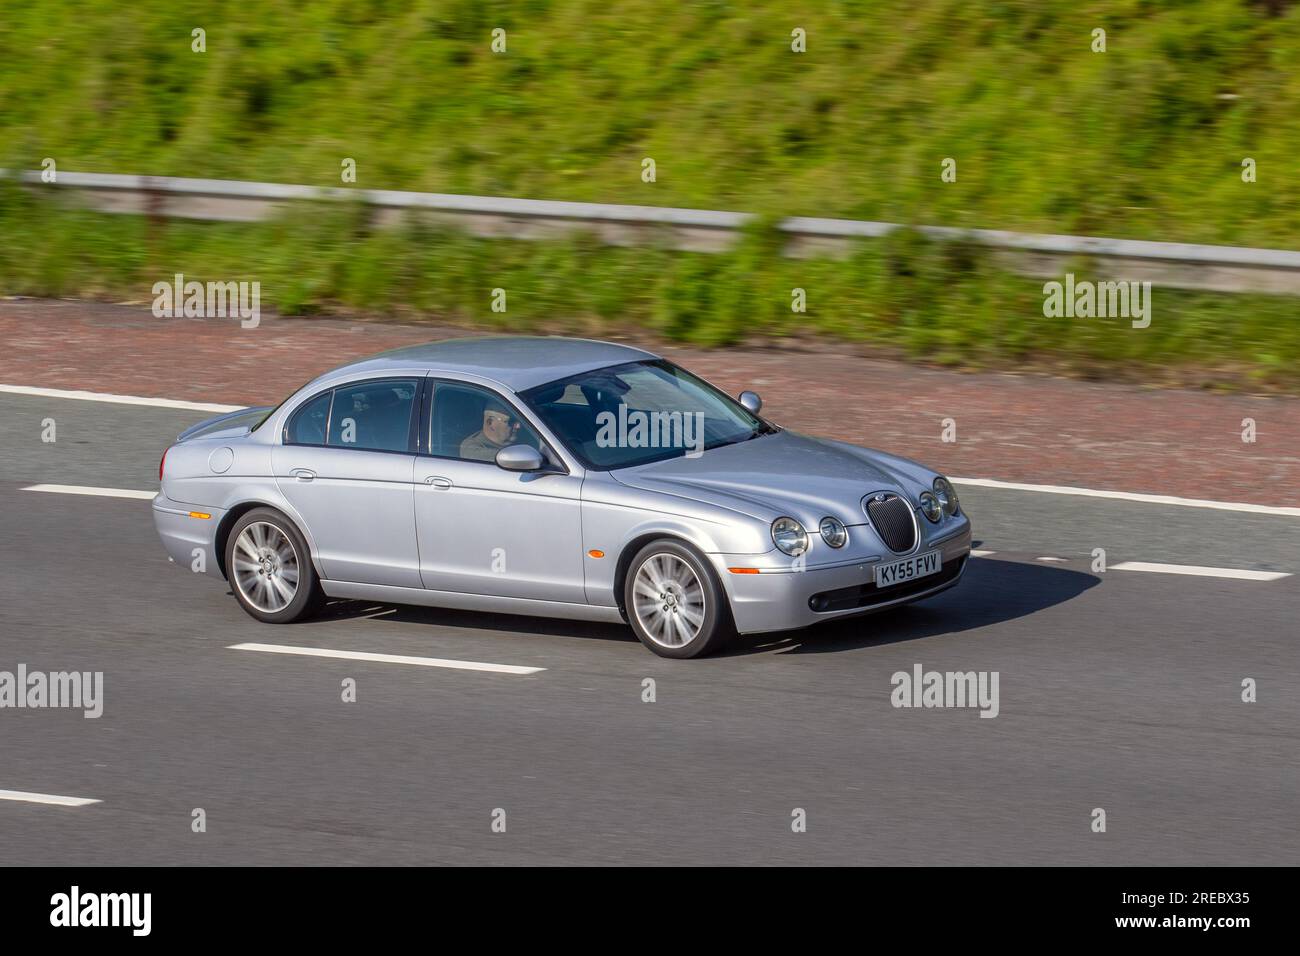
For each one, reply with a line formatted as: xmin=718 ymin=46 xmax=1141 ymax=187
xmin=232 ymin=521 xmax=301 ymax=613
xmin=632 ymin=553 xmax=706 ymax=648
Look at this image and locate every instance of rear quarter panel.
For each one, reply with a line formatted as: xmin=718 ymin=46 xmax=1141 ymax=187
xmin=159 ymin=437 xmax=321 ymax=579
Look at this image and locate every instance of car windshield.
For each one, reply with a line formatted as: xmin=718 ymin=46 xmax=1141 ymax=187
xmin=520 ymin=359 xmax=775 ymax=470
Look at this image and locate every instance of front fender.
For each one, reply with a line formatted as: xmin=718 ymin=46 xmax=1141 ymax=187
xmin=581 ymin=475 xmax=773 ymax=606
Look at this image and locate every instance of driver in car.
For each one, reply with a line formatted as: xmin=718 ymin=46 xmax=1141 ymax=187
xmin=459 ymin=401 xmax=522 ymax=461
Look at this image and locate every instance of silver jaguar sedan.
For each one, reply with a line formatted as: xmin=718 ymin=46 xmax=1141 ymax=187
xmin=154 ymin=337 xmax=971 ymax=658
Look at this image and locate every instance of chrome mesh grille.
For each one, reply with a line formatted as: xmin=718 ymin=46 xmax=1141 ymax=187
xmin=864 ymin=493 xmax=917 ymax=553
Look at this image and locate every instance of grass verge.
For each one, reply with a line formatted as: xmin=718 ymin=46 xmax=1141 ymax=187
xmin=2 ymin=185 xmax=1297 ymax=392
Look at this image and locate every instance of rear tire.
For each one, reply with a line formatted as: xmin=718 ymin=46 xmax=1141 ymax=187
xmin=225 ymin=508 xmax=321 ymax=624
xmin=624 ymin=539 xmax=732 ymax=658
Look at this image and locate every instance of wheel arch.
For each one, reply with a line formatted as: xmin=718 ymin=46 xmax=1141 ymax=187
xmin=215 ymin=501 xmax=316 ymax=581
xmin=613 ymin=531 xmax=723 ymax=618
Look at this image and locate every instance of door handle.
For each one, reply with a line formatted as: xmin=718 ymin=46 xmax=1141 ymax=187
xmin=291 ymin=468 xmax=316 ymax=482
xmin=424 ymin=476 xmax=453 ymax=489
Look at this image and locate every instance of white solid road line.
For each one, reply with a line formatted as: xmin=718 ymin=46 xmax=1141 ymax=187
xmin=0 ymin=383 xmax=243 ymax=413
xmin=1110 ymin=561 xmax=1291 ymax=581
xmin=18 ymin=475 xmax=1299 ymax=522
xmin=228 ymin=642 xmax=546 ymax=676
xmin=13 ymin=485 xmax=1294 ymax=582
xmin=1 ymin=384 xmax=1295 ymax=518
xmin=951 ymin=476 xmax=1300 ymax=518
xmin=22 ymin=483 xmax=155 ymax=500
xmin=0 ymin=789 xmax=101 ymax=807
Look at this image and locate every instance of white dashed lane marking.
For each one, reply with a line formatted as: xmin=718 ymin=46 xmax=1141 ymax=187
xmin=1110 ymin=561 xmax=1290 ymax=582
xmin=0 ymin=383 xmax=242 ymax=413
xmin=951 ymin=476 xmax=1300 ymax=518
xmin=22 ymin=484 xmax=155 ymax=500
xmin=0 ymin=789 xmax=101 ymax=807
xmin=228 ymin=642 xmax=546 ymax=676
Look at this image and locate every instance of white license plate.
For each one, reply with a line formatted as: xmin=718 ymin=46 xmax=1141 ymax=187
xmin=874 ymin=550 xmax=941 ymax=588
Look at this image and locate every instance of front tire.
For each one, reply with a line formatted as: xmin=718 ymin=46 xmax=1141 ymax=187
xmin=624 ymin=539 xmax=732 ymax=658
xmin=225 ymin=508 xmax=321 ymax=624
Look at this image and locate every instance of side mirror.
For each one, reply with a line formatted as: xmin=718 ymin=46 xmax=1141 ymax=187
xmin=738 ymin=390 xmax=763 ymax=414
xmin=495 ymin=443 xmax=546 ymax=472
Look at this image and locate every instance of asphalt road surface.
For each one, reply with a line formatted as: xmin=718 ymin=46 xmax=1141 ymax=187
xmin=1 ymin=393 xmax=1296 ymax=865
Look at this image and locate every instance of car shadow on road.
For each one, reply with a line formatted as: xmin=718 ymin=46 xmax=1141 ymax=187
xmin=724 ymin=557 xmax=1100 ymax=657
xmin=311 ymin=597 xmax=638 ymax=645
xmin=306 ymin=557 xmax=1098 ymax=657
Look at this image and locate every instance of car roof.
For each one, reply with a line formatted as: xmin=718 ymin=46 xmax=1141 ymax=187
xmin=315 ymin=335 xmax=660 ymax=393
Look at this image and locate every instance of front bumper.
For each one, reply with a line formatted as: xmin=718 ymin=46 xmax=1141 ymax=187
xmin=712 ymin=520 xmax=972 ymax=634
xmin=153 ymin=493 xmax=225 ymax=577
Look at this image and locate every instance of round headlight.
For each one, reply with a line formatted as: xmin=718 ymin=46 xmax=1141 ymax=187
xmin=918 ymin=491 xmax=942 ymax=523
xmin=819 ymin=516 xmax=847 ymax=548
xmin=933 ymin=477 xmax=959 ymax=516
xmin=771 ymin=517 xmax=809 ymax=556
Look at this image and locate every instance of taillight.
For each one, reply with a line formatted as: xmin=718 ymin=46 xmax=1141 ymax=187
xmin=159 ymin=447 xmax=168 ymax=482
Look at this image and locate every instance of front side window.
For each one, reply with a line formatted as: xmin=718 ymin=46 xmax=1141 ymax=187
xmin=429 ymin=381 xmax=544 ymax=463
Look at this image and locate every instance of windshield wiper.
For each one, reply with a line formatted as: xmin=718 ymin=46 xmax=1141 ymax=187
xmin=703 ymin=428 xmax=767 ymax=452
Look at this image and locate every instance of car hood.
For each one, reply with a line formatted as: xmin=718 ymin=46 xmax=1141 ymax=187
xmin=610 ymin=430 xmax=927 ymax=525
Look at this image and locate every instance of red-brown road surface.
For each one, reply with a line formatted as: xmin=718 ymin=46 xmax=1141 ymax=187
xmin=2 ymin=298 xmax=1297 ymax=506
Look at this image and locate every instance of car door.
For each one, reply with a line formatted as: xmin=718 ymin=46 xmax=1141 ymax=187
xmin=271 ymin=376 xmax=422 ymax=588
xmin=414 ymin=379 xmax=586 ymax=604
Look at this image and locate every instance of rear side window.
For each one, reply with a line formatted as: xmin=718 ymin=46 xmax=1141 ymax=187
xmin=284 ymin=391 xmax=332 ymax=446
xmin=327 ymin=379 xmax=419 ymax=452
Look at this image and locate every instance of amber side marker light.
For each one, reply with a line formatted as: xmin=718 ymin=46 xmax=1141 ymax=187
xmin=188 ymin=512 xmax=211 ymax=520
xmin=728 ymin=567 xmax=760 ymax=574
xmin=587 ymin=549 xmax=605 ymax=558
